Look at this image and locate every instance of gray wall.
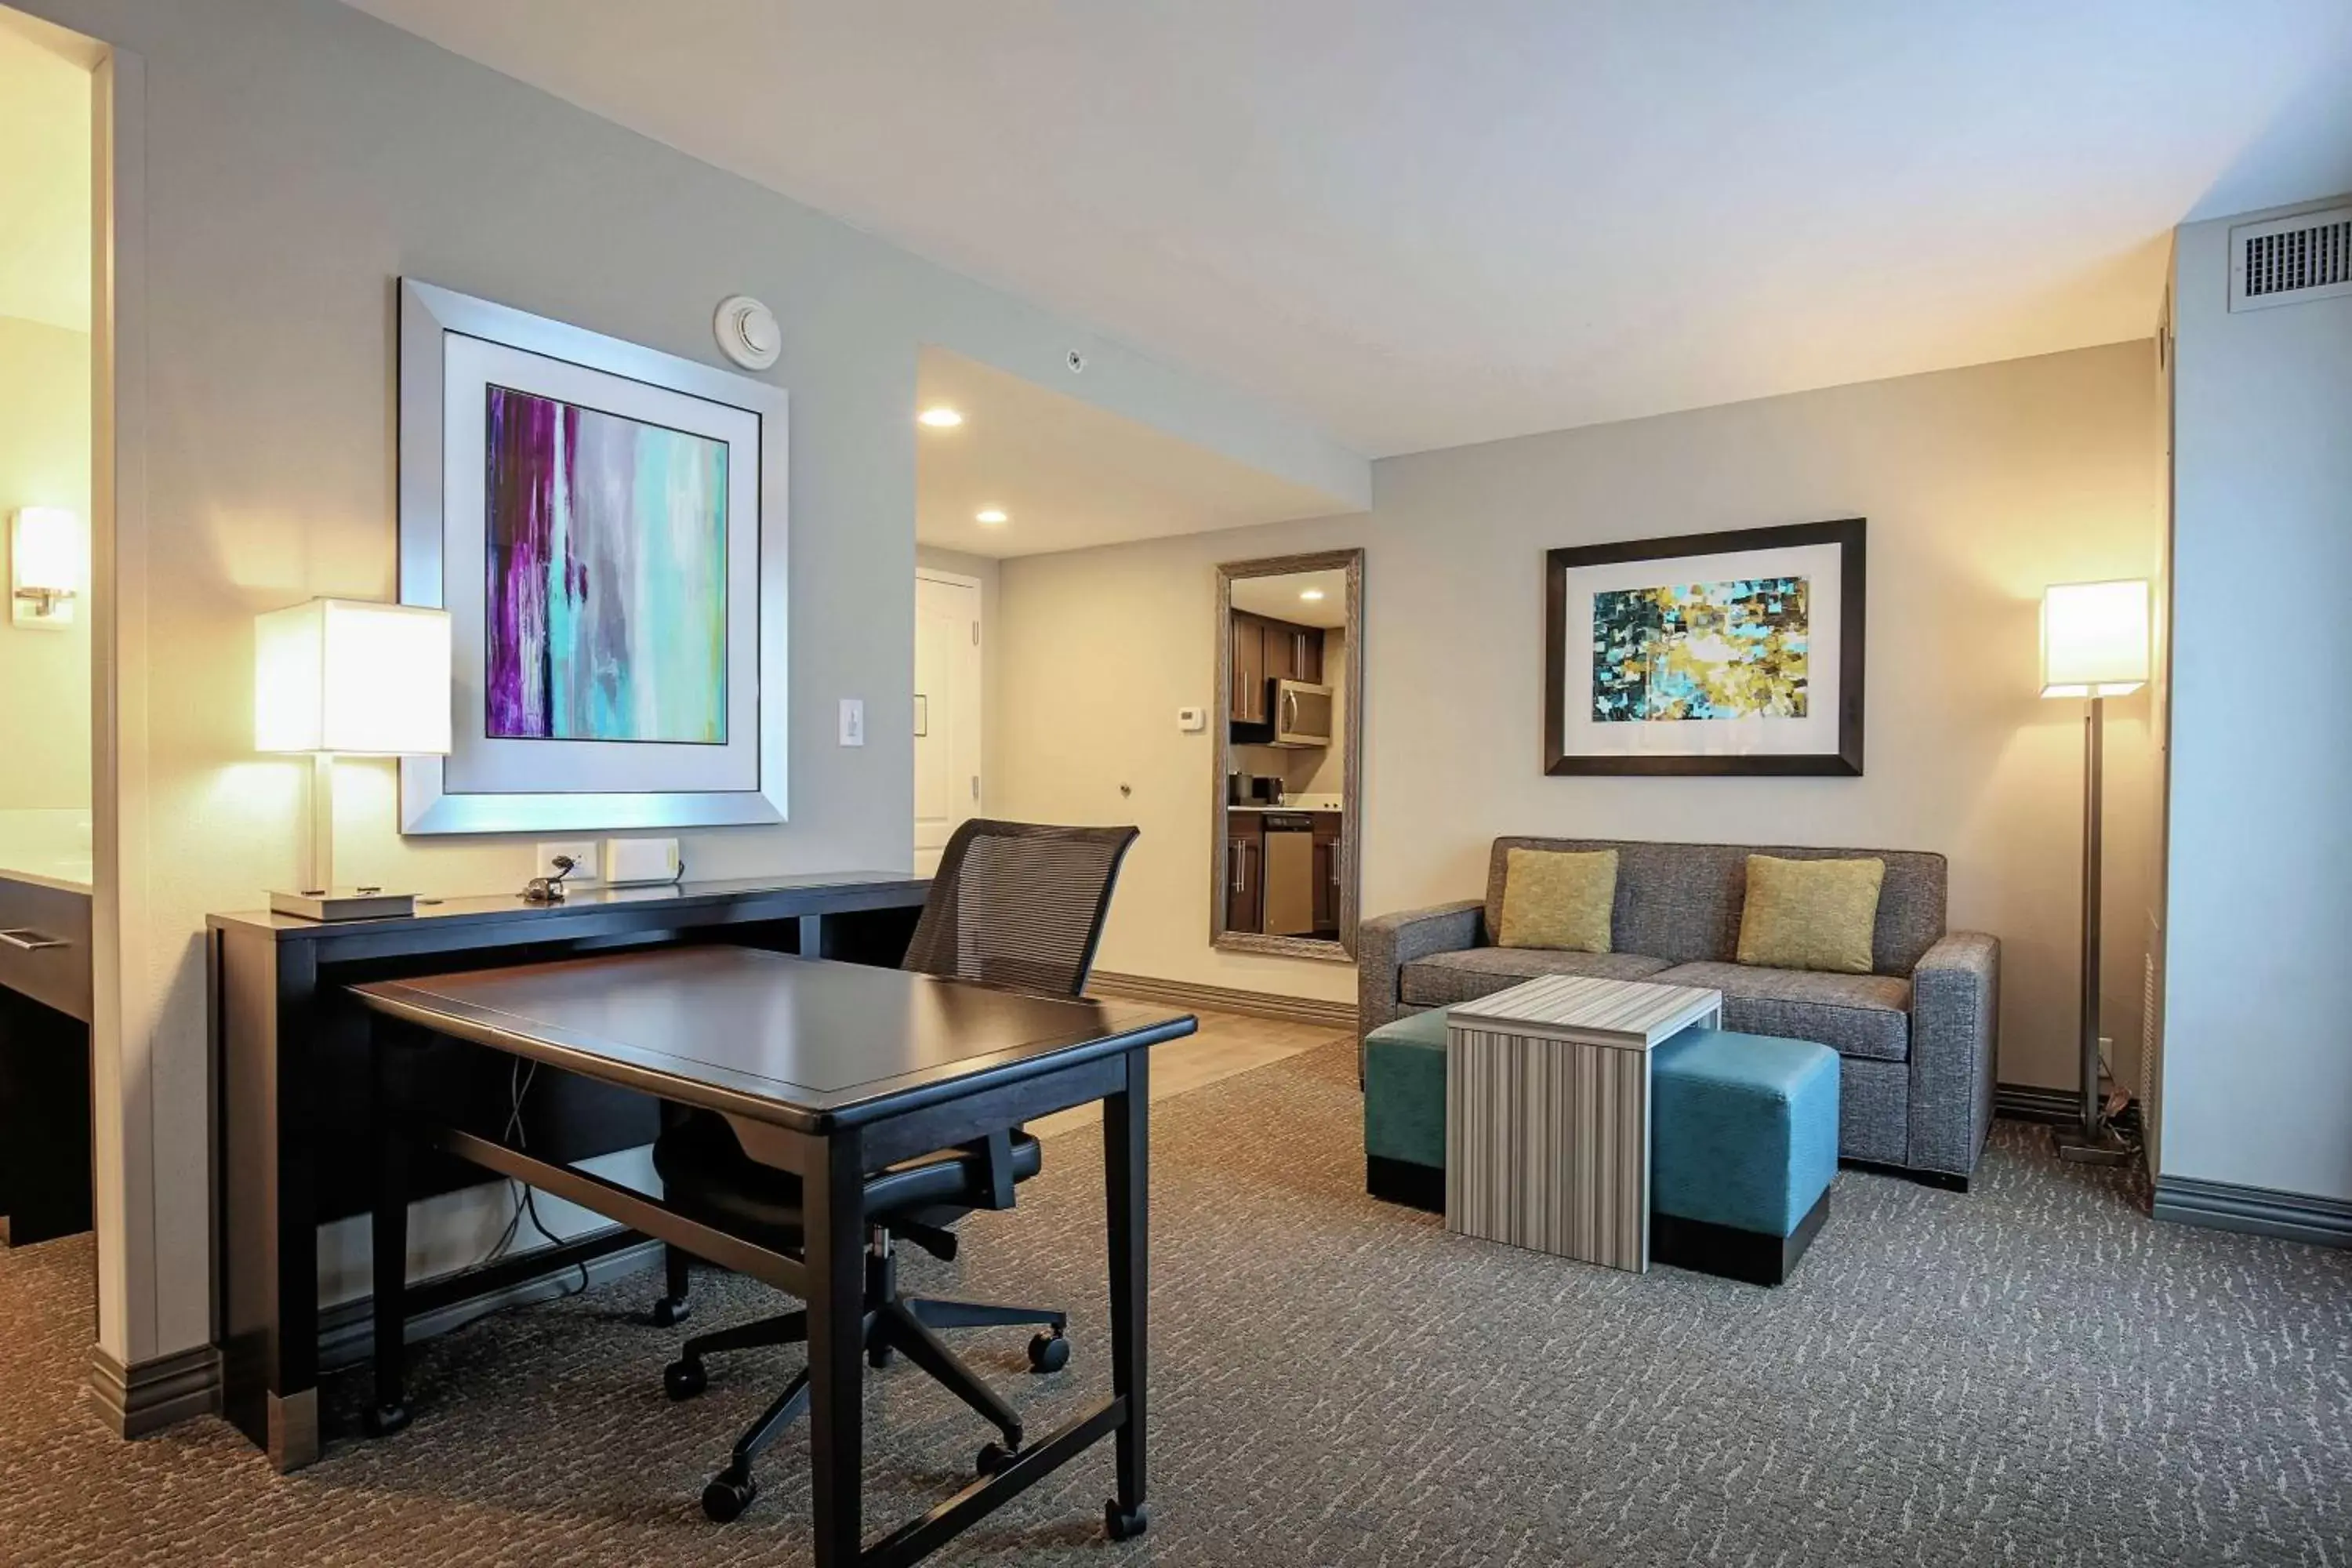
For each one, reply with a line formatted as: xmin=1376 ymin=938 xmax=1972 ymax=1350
xmin=993 ymin=344 xmax=2164 ymax=1079
xmin=2160 ymin=195 xmax=2352 ymax=1203
xmin=17 ymin=0 xmax=1363 ymax=1366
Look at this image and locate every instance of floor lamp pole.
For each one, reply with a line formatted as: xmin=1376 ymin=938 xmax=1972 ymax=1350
xmin=2057 ymin=695 xmax=2131 ymax=1165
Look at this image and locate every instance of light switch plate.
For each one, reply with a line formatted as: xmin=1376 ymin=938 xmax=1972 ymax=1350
xmin=839 ymin=698 xmax=866 ymax=746
xmin=535 ymin=840 xmax=601 ymax=887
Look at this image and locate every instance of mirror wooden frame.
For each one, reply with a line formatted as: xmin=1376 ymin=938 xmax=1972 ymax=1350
xmin=1210 ymin=548 xmax=1364 ymax=961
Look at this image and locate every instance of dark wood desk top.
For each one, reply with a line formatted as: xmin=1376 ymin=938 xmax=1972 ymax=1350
xmin=208 ymin=869 xmax=930 ymax=945
xmin=349 ymin=946 xmax=1195 ymax=1133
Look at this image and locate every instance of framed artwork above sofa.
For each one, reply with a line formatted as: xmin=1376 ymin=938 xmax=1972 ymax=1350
xmin=1544 ymin=517 xmax=1865 ymax=776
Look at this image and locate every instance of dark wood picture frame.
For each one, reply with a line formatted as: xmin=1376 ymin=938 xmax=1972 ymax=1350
xmin=1544 ymin=517 xmax=1865 ymax=776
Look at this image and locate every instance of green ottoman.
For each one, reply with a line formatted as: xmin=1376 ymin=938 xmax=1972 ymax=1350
xmin=1363 ymin=1007 xmax=1448 ymax=1212
xmin=1650 ymin=1028 xmax=1839 ymax=1286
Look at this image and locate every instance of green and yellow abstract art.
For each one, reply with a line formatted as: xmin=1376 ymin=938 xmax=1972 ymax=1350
xmin=1592 ymin=576 xmax=1809 ymax=722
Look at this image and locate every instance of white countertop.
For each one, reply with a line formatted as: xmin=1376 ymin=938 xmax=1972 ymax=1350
xmin=1226 ymin=804 xmax=1344 ymax=814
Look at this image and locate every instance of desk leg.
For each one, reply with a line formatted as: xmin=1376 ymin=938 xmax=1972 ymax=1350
xmin=1103 ymin=1049 xmax=1150 ymax=1539
xmin=804 ymin=1131 xmax=866 ymax=1566
xmin=362 ymin=1022 xmax=412 ymax=1439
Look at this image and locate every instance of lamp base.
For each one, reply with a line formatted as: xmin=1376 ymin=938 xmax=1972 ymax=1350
xmin=268 ymin=887 xmax=418 ymax=923
xmin=2053 ymin=1122 xmax=2136 ymax=1167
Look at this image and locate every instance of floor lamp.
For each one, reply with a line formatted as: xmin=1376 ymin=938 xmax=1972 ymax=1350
xmin=2039 ymin=579 xmax=2150 ymax=1167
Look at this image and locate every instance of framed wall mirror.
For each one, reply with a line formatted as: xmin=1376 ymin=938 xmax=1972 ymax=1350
xmin=1211 ymin=549 xmax=1364 ymax=960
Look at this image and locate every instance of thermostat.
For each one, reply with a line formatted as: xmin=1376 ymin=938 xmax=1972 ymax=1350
xmin=1177 ymin=706 xmax=1207 ymax=732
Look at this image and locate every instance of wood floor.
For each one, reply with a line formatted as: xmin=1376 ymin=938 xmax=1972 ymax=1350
xmin=1025 ymin=1004 xmax=1349 ymax=1140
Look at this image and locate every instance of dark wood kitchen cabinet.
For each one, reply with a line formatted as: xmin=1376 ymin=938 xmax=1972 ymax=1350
xmin=1310 ymin=812 xmax=1342 ymax=935
xmin=1225 ymin=812 xmax=1264 ymax=933
xmin=1230 ymin=612 xmax=1269 ymax=724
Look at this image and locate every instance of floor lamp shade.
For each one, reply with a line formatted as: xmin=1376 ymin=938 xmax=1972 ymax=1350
xmin=256 ymin=598 xmax=452 ymax=757
xmin=2041 ymin=579 xmax=2150 ymax=699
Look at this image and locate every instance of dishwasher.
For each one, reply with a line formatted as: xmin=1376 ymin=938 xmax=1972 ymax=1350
xmin=1260 ymin=813 xmax=1316 ymax=937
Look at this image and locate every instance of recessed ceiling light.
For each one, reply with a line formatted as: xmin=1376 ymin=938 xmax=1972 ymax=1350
xmin=1300 ymin=588 xmax=1326 ymax=601
xmin=917 ymin=407 xmax=964 ymax=428
xmin=975 ymin=508 xmax=1009 ymax=525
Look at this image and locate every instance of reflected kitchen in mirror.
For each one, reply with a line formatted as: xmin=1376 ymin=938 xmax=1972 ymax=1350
xmin=1212 ymin=550 xmax=1363 ymax=959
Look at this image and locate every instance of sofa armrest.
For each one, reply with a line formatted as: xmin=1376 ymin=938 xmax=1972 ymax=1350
xmin=1356 ymin=900 xmax=1484 ymax=1045
xmin=1907 ymin=931 xmax=2000 ymax=1180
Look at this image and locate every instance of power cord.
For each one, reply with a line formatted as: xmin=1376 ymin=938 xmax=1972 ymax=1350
xmin=478 ymin=1055 xmax=591 ymax=1298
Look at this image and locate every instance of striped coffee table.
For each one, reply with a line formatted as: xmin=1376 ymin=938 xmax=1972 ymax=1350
xmin=1444 ymin=973 xmax=1722 ymax=1272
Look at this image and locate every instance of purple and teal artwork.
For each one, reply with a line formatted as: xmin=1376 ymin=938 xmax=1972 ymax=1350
xmin=484 ymin=386 xmax=729 ymax=744
xmin=1592 ymin=575 xmax=1809 ymax=722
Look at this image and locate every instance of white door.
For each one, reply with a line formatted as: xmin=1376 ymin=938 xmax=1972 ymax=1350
xmin=913 ymin=572 xmax=983 ymax=877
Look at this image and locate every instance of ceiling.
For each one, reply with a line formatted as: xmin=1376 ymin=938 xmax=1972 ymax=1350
xmin=1232 ymin=570 xmax=1350 ymax=630
xmin=0 ymin=24 xmax=90 ymax=333
xmin=915 ymin=347 xmax=1343 ymax=558
xmin=343 ymin=1 xmax=2352 ymax=458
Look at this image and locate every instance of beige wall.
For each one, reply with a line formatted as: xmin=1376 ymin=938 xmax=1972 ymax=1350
xmin=0 ymin=313 xmax=91 ymax=811
xmin=996 ymin=343 xmax=2162 ymax=1087
xmin=19 ymin=0 xmax=1365 ymax=1367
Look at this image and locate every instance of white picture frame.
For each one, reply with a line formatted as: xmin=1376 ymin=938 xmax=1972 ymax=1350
xmin=397 ymin=279 xmax=790 ymax=834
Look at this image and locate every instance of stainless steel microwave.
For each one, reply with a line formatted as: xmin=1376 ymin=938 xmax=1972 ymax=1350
xmin=1269 ymin=679 xmax=1334 ymax=748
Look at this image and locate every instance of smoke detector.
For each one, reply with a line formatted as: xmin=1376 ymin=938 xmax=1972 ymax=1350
xmin=713 ymin=296 xmax=782 ymax=370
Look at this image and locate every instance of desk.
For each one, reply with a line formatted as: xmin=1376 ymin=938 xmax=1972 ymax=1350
xmin=209 ymin=870 xmax=931 ymax=1470
xmin=351 ymin=946 xmax=1194 ymax=1567
xmin=0 ymin=869 xmax=92 ymax=1248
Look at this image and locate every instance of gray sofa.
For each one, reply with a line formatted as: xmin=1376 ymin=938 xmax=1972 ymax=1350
xmin=1359 ymin=837 xmax=1999 ymax=1188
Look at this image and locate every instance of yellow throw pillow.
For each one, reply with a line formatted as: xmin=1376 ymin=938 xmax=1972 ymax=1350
xmin=1736 ymin=855 xmax=1885 ymax=975
xmin=1497 ymin=848 xmax=1617 ymax=954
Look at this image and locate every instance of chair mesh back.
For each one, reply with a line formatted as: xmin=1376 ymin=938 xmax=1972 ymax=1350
xmin=902 ymin=820 xmax=1141 ymax=998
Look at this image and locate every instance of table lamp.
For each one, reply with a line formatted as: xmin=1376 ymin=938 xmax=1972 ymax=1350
xmin=255 ymin=598 xmax=452 ymax=920
xmin=2039 ymin=579 xmax=2150 ymax=1166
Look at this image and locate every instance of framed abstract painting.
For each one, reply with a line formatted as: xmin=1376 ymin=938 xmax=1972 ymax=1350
xmin=397 ymin=279 xmax=789 ymax=833
xmin=1544 ymin=518 xmax=1864 ymax=776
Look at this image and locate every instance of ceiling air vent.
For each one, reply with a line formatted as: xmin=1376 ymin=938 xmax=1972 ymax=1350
xmin=2229 ymin=206 xmax=2352 ymax=312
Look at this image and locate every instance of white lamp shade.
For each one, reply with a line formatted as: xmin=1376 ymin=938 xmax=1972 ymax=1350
xmin=2041 ymin=579 xmax=2150 ymax=698
xmin=11 ymin=506 xmax=81 ymax=594
xmin=256 ymin=598 xmax=452 ymax=755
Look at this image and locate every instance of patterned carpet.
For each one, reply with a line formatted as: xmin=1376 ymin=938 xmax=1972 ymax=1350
xmin=3 ymin=1040 xmax=2350 ymax=1566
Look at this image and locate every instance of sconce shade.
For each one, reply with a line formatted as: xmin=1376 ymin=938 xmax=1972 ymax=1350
xmin=11 ymin=506 xmax=79 ymax=594
xmin=256 ymin=598 xmax=452 ymax=755
xmin=2041 ymin=579 xmax=2150 ymax=698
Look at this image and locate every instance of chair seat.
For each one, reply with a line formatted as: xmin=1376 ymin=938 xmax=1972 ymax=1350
xmin=1651 ymin=960 xmax=1911 ymax=1062
xmin=1399 ymin=946 xmax=1671 ymax=1007
xmin=654 ymin=1114 xmax=1044 ymax=1246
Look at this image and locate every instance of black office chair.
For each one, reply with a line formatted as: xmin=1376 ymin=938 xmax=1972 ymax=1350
xmin=651 ymin=818 xmax=1142 ymax=1523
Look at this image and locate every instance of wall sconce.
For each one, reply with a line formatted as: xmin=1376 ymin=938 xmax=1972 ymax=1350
xmin=10 ymin=506 xmax=82 ymax=630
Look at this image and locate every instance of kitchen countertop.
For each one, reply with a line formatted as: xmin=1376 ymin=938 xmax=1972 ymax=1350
xmin=1225 ymin=804 xmax=1343 ymax=814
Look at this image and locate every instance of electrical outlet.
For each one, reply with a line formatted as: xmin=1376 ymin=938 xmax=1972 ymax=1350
xmin=2097 ymin=1035 xmax=2115 ymax=1078
xmin=535 ymin=840 xmax=601 ymax=886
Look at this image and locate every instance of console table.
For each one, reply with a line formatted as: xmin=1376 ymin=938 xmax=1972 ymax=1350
xmin=209 ymin=869 xmax=930 ymax=1472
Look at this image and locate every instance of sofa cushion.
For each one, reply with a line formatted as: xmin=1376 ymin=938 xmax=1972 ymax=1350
xmin=1735 ymin=854 xmax=1885 ymax=975
xmin=1484 ymin=837 xmax=1947 ymax=975
xmin=1400 ymin=947 xmax=1671 ymax=1007
xmin=1497 ymin=847 xmax=1618 ymax=953
xmin=1653 ymin=960 xmax=1911 ymax=1062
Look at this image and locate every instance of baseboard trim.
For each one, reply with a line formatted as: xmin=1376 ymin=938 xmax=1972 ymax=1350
xmin=1088 ymin=971 xmax=1356 ymax=1032
xmin=2152 ymin=1174 xmax=2352 ymax=1249
xmin=318 ymin=1232 xmax=664 ymax=1372
xmin=88 ymin=1341 xmax=221 ymax=1439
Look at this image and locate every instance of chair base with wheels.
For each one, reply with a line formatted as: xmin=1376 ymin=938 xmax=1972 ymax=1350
xmin=655 ymin=1134 xmax=1072 ymax=1523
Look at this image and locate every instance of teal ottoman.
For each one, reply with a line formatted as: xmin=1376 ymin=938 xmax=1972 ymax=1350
xmin=1363 ymin=1007 xmax=1448 ymax=1212
xmin=1650 ymin=1028 xmax=1838 ymax=1286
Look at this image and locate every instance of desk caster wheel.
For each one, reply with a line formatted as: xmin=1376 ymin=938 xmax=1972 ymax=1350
xmin=1105 ymin=1500 xmax=1149 ymax=1541
xmin=976 ymin=1439 xmax=1017 ymax=1477
xmin=663 ymin=1359 xmax=708 ymax=1400
xmin=1028 ymin=1329 xmax=1069 ymax=1374
xmin=702 ymin=1468 xmax=758 ymax=1523
xmin=868 ymin=1342 xmax=895 ymax=1369
xmin=361 ymin=1403 xmax=410 ymax=1439
xmin=652 ymin=1296 xmax=691 ymax=1328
